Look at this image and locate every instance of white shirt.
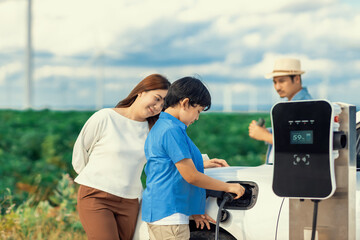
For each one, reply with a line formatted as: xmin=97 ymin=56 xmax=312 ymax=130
xmin=150 ymin=213 xmax=189 ymax=225
xmin=72 ymin=108 xmax=148 ymax=199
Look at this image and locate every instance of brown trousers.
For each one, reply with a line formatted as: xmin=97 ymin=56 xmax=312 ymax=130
xmin=77 ymin=185 xmax=139 ymax=240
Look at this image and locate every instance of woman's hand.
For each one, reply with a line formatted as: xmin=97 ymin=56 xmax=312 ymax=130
xmin=203 ymin=158 xmax=229 ymax=169
xmin=192 ymin=214 xmax=216 ymax=230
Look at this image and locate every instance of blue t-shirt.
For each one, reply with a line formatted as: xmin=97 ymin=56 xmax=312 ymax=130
xmin=141 ymin=112 xmax=206 ymax=223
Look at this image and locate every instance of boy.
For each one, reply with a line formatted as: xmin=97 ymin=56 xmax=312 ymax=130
xmin=142 ymin=77 xmax=245 ymax=239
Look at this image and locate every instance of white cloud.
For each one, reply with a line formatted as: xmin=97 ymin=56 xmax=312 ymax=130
xmin=2 ymin=0 xmax=358 ymax=61
xmin=104 ymin=83 xmax=125 ymax=91
xmin=243 ymin=33 xmax=262 ymax=48
xmin=31 ymin=0 xmax=191 ymax=55
xmin=0 ymin=1 xmax=26 ymax=51
xmin=0 ymin=62 xmax=23 ymax=85
xmin=246 ymin=52 xmax=359 ymax=80
xmin=1 ymin=0 xmax=360 ymax=108
xmin=316 ymin=78 xmax=360 ymax=104
xmin=35 ymin=65 xmax=151 ymax=81
xmin=33 ymin=62 xmax=240 ymax=83
xmin=246 ymin=53 xmax=302 ymax=79
xmin=77 ymin=89 xmax=91 ymax=98
xmin=176 ymin=0 xmax=334 ymax=22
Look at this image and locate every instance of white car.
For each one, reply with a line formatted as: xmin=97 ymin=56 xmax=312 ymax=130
xmin=134 ymin=112 xmax=360 ymax=240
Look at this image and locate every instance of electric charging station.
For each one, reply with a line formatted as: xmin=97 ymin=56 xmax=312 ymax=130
xmin=271 ymin=100 xmax=356 ymax=240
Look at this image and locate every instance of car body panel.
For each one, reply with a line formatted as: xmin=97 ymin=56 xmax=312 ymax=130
xmin=204 ymin=165 xmax=288 ymax=240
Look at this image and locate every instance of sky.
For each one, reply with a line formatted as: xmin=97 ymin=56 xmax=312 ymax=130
xmin=0 ymin=0 xmax=359 ymax=111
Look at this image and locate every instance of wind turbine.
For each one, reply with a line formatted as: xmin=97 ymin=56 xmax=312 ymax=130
xmin=25 ymin=0 xmax=33 ymax=109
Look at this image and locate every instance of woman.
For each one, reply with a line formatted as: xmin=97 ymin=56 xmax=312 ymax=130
xmin=72 ymin=74 xmax=171 ymax=240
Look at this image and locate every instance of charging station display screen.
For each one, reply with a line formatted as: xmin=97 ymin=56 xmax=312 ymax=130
xmin=290 ymin=130 xmax=313 ymax=144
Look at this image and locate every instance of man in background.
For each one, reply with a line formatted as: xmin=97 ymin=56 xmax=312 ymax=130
xmin=248 ymin=58 xmax=312 ymax=164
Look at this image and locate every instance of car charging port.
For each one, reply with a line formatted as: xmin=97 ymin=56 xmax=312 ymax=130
xmin=209 ymin=181 xmax=259 ymax=211
xmin=203 ymin=181 xmax=258 ymax=240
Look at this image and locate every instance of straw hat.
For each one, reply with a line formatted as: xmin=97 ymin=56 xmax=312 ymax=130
xmin=265 ymin=58 xmax=305 ymax=79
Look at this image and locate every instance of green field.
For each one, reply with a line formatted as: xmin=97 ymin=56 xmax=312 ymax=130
xmin=0 ymin=109 xmax=270 ymax=239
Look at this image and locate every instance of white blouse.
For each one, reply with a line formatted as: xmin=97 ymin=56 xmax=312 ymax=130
xmin=72 ymin=108 xmax=149 ymax=199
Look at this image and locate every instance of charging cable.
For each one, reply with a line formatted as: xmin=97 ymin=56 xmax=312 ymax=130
xmin=274 ymin=198 xmax=285 ymax=240
xmin=311 ymin=200 xmax=320 ymax=240
xmin=215 ymin=192 xmax=235 ymax=240
xmin=273 ymin=199 xmax=320 ymax=240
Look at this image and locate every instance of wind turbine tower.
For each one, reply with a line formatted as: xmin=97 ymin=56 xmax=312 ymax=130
xmin=25 ymin=0 xmax=33 ymax=109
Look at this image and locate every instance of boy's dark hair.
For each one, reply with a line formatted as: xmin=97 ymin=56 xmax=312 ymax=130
xmin=163 ymin=77 xmax=211 ymax=111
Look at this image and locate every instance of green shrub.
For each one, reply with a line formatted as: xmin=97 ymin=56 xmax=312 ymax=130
xmin=0 ymin=110 xmax=93 ymax=208
xmin=188 ymin=112 xmax=270 ymax=165
xmin=0 ymin=174 xmax=85 ymax=240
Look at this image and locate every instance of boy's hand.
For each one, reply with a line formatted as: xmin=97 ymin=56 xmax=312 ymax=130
xmin=228 ymin=183 xmax=245 ymax=199
xmin=203 ymin=158 xmax=229 ymax=169
xmin=192 ymin=214 xmax=216 ymax=230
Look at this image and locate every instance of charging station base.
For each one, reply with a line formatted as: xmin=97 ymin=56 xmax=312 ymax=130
xmin=304 ymin=226 xmax=327 ymax=240
xmin=289 ymin=103 xmax=356 ymax=240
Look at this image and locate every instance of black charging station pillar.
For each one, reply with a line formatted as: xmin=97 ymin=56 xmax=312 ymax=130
xmin=272 ymin=101 xmax=356 ymax=240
